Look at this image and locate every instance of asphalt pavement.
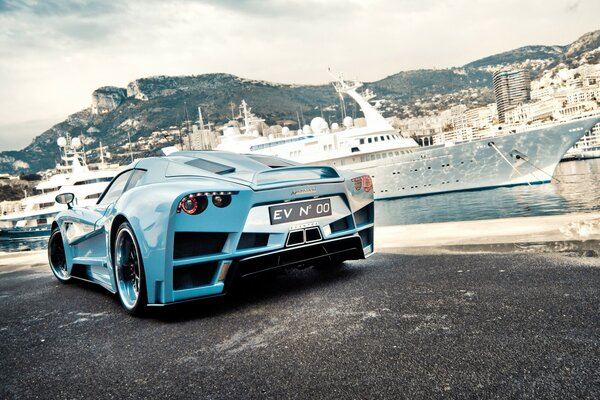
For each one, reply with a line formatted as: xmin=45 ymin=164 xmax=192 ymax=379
xmin=1 ymin=251 xmax=599 ymax=399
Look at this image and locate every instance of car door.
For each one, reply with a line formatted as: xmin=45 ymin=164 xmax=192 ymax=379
xmin=63 ymin=170 xmax=135 ymax=246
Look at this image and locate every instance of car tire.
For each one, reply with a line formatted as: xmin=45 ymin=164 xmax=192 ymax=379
xmin=113 ymin=221 xmax=147 ymax=315
xmin=48 ymin=227 xmax=71 ymax=283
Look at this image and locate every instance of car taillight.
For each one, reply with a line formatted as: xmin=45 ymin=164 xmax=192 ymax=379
xmin=351 ymin=175 xmax=373 ymax=193
xmin=176 ymin=192 xmax=236 ymax=215
xmin=212 ymin=194 xmax=231 ymax=208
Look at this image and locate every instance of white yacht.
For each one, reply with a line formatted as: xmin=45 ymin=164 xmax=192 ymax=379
xmin=563 ymin=123 xmax=600 ymax=160
xmin=0 ymin=136 xmax=121 ymax=239
xmin=217 ymin=72 xmax=600 ymax=199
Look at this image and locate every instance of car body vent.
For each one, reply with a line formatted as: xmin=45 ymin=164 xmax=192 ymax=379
xmin=237 ymin=233 xmax=270 ymax=250
xmin=173 ymin=262 xmax=219 ymax=290
xmin=330 ymin=216 xmax=351 ymax=233
xmin=353 ymin=204 xmax=374 ymax=227
xmin=173 ymin=232 xmax=228 ymax=259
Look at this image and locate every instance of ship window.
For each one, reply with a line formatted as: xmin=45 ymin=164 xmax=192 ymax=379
xmin=368 ymin=138 xmax=372 ymax=143
xmin=380 ymin=136 xmax=384 ymax=141
xmin=360 ymin=139 xmax=365 ymax=144
xmin=374 ymin=137 xmax=378 ymax=142
xmin=387 ymin=135 xmax=391 ymax=140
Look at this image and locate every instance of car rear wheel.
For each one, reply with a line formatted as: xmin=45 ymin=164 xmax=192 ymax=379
xmin=114 ymin=222 xmax=147 ymax=315
xmin=48 ymin=228 xmax=71 ymax=283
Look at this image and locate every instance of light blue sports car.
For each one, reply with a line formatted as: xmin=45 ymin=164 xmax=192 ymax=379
xmin=48 ymin=151 xmax=374 ymax=314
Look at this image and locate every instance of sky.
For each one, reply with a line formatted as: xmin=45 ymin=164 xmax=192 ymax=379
xmin=0 ymin=0 xmax=598 ymax=151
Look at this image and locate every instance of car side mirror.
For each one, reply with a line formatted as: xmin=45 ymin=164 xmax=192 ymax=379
xmin=55 ymin=193 xmax=75 ymax=209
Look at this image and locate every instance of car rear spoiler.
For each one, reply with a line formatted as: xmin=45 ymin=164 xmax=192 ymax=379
xmin=251 ymin=166 xmax=344 ymax=190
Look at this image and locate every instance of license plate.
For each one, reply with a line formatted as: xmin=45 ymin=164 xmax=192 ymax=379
xmin=269 ymin=198 xmax=332 ymax=225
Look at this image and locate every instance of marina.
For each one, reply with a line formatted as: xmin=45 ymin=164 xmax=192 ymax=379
xmin=3 ymin=158 xmax=599 ymax=253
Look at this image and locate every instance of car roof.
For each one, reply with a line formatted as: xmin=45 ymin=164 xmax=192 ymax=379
xmin=131 ymin=151 xmax=300 ymax=185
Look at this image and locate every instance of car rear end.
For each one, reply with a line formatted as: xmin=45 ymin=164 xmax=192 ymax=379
xmin=148 ymin=163 xmax=374 ymax=305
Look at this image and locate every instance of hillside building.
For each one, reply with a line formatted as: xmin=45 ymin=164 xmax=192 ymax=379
xmin=493 ymin=69 xmax=531 ymax=123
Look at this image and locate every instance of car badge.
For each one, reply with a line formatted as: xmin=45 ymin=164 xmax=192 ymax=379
xmin=291 ymin=187 xmax=317 ymax=196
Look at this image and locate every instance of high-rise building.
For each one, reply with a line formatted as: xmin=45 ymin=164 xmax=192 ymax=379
xmin=493 ymin=69 xmax=531 ymax=123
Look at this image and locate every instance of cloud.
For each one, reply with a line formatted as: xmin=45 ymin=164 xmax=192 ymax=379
xmin=565 ymin=0 xmax=580 ymax=12
xmin=0 ymin=0 xmax=122 ymax=17
xmin=0 ymin=0 xmax=598 ymax=147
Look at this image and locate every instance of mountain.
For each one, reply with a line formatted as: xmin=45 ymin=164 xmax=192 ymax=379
xmin=464 ymin=45 xmax=565 ymax=69
xmin=1 ymin=29 xmax=598 ymax=174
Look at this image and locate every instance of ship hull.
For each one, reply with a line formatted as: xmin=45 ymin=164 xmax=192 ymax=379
xmin=353 ymin=117 xmax=599 ymax=200
xmin=0 ymin=225 xmax=52 ymax=240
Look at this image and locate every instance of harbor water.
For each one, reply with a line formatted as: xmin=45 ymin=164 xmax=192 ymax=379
xmin=376 ymin=158 xmax=600 ymax=226
xmin=2 ymin=159 xmax=600 ymax=252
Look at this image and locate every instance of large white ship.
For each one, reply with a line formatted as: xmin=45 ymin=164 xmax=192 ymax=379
xmin=562 ymin=123 xmax=600 ymax=161
xmin=217 ymin=73 xmax=600 ymax=200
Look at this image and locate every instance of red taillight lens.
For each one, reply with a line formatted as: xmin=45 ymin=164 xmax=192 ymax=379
xmin=177 ymin=194 xmax=208 ymax=215
xmin=351 ymin=175 xmax=373 ymax=193
xmin=212 ymin=194 xmax=231 ymax=208
xmin=177 ymin=191 xmax=236 ymax=214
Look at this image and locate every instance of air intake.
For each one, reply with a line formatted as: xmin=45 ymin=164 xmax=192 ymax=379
xmin=173 ymin=262 xmax=219 ymax=290
xmin=353 ymin=204 xmax=374 ymax=227
xmin=329 ymin=216 xmax=351 ymax=233
xmin=173 ymin=232 xmax=228 ymax=259
xmin=237 ymin=233 xmax=270 ymax=250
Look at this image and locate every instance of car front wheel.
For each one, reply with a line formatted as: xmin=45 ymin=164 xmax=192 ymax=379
xmin=114 ymin=222 xmax=147 ymax=315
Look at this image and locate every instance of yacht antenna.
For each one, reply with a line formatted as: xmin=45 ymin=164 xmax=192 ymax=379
xmin=198 ymin=106 xmax=205 ymax=131
xmin=127 ymin=131 xmax=134 ymax=163
xmin=99 ymin=141 xmax=105 ymax=165
xmin=229 ymin=102 xmax=236 ymax=120
xmin=296 ymin=110 xmax=301 ymax=130
xmin=339 ymin=93 xmax=347 ymax=119
xmin=184 ymin=101 xmax=192 ymax=150
xmin=175 ymin=112 xmax=183 ymax=150
xmin=81 ymin=134 xmax=88 ymax=165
